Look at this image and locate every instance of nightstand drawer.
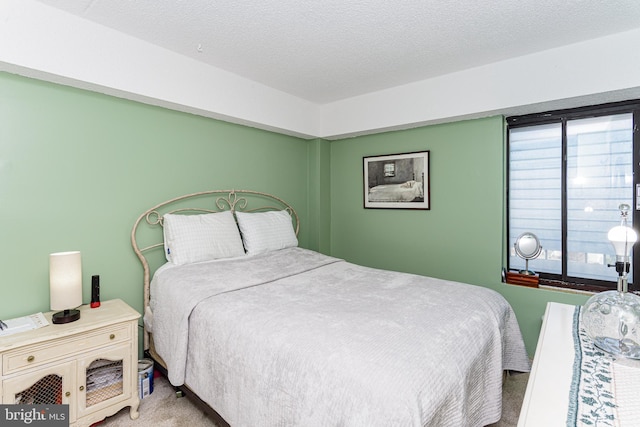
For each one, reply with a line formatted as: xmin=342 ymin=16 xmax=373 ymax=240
xmin=2 ymin=323 xmax=131 ymax=375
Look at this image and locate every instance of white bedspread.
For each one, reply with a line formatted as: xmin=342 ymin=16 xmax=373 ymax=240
xmin=150 ymin=247 xmax=530 ymax=427
xmin=368 ymin=180 xmax=423 ymax=202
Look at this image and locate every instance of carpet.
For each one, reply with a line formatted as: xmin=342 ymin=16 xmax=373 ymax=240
xmin=98 ymin=376 xmax=217 ymax=427
xmin=488 ymin=371 xmax=529 ymax=427
xmin=99 ymin=371 xmax=529 ymax=426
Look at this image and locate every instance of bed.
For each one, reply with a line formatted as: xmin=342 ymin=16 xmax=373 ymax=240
xmin=131 ymin=189 xmax=530 ymax=427
xmin=368 ymin=180 xmax=424 ymax=202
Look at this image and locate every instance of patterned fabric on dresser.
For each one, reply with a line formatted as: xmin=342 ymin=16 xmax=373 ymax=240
xmin=569 ymin=306 xmax=640 ymax=426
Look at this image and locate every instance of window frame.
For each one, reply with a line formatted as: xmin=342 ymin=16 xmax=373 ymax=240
xmin=506 ymin=99 xmax=640 ymax=292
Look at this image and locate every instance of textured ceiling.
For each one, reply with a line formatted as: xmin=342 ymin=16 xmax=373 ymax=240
xmin=34 ymin=0 xmax=640 ymax=103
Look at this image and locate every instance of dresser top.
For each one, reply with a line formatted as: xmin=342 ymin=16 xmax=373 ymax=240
xmin=518 ymin=302 xmax=577 ymax=426
xmin=519 ymin=301 xmax=640 ymax=426
xmin=0 ymin=299 xmax=140 ymax=351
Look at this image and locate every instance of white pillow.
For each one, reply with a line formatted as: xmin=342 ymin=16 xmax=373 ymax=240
xmin=236 ymin=210 xmax=298 ymax=256
xmin=163 ymin=211 xmax=245 ymax=265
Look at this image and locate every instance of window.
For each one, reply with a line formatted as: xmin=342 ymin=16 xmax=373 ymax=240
xmin=507 ymin=101 xmax=640 ymax=291
xmin=384 ymin=162 xmax=396 ymax=177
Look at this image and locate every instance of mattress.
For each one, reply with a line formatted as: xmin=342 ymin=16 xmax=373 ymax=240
xmin=150 ymin=247 xmax=530 ymax=427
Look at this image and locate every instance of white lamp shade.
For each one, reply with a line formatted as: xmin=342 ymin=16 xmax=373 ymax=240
xmin=49 ymin=251 xmax=83 ymax=310
xmin=608 ymin=225 xmax=638 ymax=259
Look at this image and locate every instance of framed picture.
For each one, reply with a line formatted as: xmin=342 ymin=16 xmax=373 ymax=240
xmin=363 ymin=150 xmax=430 ymax=210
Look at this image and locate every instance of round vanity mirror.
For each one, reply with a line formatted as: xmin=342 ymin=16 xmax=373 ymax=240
xmin=514 ymin=232 xmax=542 ymax=275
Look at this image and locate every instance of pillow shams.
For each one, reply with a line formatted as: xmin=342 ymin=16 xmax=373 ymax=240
xmin=163 ymin=211 xmax=245 ymax=265
xmin=236 ymin=210 xmax=298 ymax=255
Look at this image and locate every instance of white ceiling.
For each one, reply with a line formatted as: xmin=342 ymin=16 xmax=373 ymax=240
xmin=33 ymin=0 xmax=640 ymax=104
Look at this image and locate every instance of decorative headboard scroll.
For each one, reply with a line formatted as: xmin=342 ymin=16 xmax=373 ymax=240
xmin=131 ymin=189 xmax=299 ymax=349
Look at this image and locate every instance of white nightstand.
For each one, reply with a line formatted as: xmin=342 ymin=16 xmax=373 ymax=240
xmin=0 ymin=299 xmax=141 ymax=427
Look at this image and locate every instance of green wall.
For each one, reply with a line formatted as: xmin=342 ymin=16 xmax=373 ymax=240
xmin=306 ymin=138 xmax=332 ymax=254
xmin=1 ymin=71 xmax=591 ymax=357
xmin=329 ymin=116 xmax=589 ymax=354
xmin=0 ymin=72 xmax=316 ymax=325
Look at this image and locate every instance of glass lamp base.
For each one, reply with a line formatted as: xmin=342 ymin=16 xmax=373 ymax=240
xmin=582 ymin=289 xmax=640 ymax=359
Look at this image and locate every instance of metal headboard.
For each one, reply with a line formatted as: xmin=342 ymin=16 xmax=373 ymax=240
xmin=131 ymin=189 xmax=299 ymax=349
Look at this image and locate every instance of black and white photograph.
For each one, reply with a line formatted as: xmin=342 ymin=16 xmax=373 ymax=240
xmin=363 ymin=151 xmax=430 ymax=209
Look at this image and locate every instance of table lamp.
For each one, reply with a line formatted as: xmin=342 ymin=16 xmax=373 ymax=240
xmin=583 ymin=204 xmax=640 ymax=358
xmin=50 ymin=251 xmax=83 ymax=324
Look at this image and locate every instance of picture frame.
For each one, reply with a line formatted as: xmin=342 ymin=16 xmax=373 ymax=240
xmin=363 ymin=150 xmax=430 ymax=210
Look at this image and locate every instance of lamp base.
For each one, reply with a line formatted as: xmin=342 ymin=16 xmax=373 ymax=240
xmin=52 ymin=309 xmax=81 ymax=324
xmin=583 ymin=289 xmax=640 ymax=359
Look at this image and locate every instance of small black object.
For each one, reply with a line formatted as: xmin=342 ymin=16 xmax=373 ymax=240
xmin=91 ymin=275 xmax=100 ymax=308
